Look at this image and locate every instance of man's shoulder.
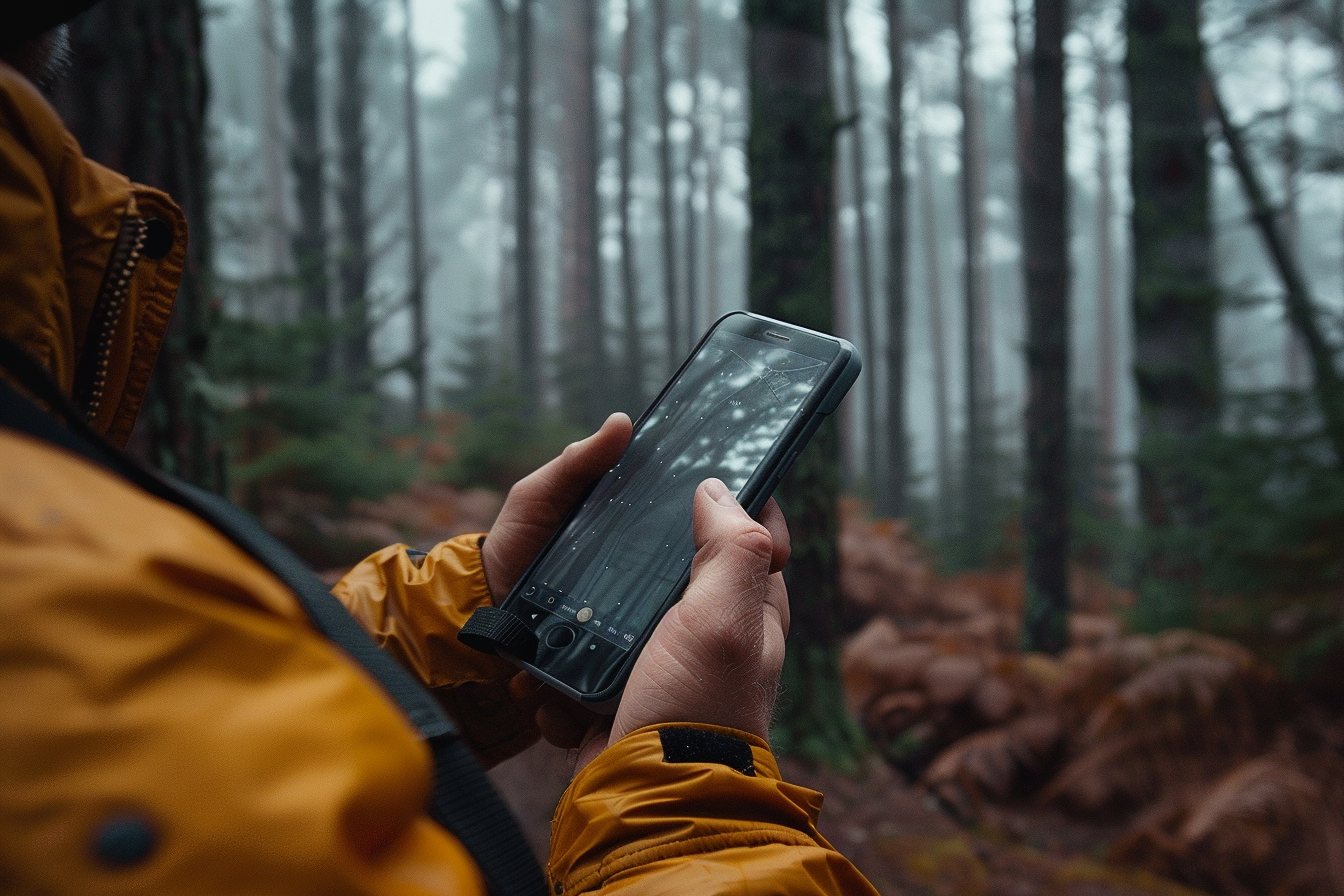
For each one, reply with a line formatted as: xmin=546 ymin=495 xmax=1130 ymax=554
xmin=0 ymin=426 xmax=308 ymax=624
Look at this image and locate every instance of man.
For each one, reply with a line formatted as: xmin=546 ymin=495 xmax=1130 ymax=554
xmin=0 ymin=3 xmax=878 ymax=893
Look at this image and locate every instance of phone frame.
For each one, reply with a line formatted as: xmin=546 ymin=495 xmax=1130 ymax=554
xmin=480 ymin=311 xmax=860 ymax=710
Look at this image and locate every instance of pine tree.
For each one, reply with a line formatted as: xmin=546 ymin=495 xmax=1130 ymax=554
xmin=399 ymin=0 xmax=428 ymax=416
xmin=1126 ymin=0 xmax=1219 ymax=615
xmin=653 ymin=0 xmax=682 ymax=370
xmin=335 ymin=0 xmax=372 ymax=386
xmin=1021 ymin=0 xmax=1070 ymax=654
xmin=882 ymin=0 xmax=909 ymax=519
xmin=746 ymin=0 xmax=863 ymax=767
xmin=618 ymin=0 xmax=646 ymax=412
xmin=954 ymin=0 xmax=995 ymax=565
xmin=287 ymin=0 xmax=332 ymax=380
xmin=514 ymin=0 xmax=540 ymax=415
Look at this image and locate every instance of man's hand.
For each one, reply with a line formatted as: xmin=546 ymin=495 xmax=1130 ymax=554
xmin=482 ymin=415 xmax=792 ymax=770
xmin=481 ymin=412 xmax=632 ymax=602
xmin=575 ymin=477 xmax=791 ymax=770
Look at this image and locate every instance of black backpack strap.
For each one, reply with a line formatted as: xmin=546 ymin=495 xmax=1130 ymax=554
xmin=0 ymin=337 xmax=547 ymax=896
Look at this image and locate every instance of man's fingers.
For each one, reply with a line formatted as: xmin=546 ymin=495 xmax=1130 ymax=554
xmin=483 ymin=413 xmax=632 ymax=599
xmin=511 ymin=412 xmax=632 ymax=518
xmin=511 ymin=672 xmax=605 ymax=750
xmin=691 ymin=479 xmax=775 ymax=566
xmin=758 ymin=497 xmax=791 ymax=574
xmin=683 ymin=479 xmax=776 ymax=638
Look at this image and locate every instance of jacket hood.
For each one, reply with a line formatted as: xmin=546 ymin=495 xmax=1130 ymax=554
xmin=0 ymin=62 xmax=186 ymax=446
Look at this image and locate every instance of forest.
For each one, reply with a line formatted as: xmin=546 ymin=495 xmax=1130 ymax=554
xmin=50 ymin=0 xmax=1344 ymax=893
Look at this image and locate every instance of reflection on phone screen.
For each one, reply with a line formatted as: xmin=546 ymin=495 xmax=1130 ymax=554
xmin=521 ymin=330 xmax=827 ymax=649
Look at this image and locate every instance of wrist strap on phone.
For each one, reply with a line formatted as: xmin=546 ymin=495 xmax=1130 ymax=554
xmin=460 ymin=605 xmax=538 ymax=660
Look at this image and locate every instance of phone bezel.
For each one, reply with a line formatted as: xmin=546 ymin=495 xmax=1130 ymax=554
xmin=494 ymin=311 xmax=859 ymax=709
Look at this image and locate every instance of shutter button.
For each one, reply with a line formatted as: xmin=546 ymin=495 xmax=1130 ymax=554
xmin=92 ymin=813 xmax=158 ymax=868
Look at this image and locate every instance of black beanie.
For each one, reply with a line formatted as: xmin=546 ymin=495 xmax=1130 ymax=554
xmin=2 ymin=2 xmax=105 ymax=52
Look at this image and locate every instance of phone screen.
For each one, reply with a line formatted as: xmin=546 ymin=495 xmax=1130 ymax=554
xmin=518 ymin=328 xmax=831 ymax=650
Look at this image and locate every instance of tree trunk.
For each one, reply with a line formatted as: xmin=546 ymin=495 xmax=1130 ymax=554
xmin=54 ymin=0 xmax=221 ymax=489
xmin=488 ymin=0 xmax=517 ymax=358
xmin=1021 ymin=0 xmax=1070 ymax=655
xmin=618 ymin=0 xmax=646 ymax=413
xmin=654 ymin=0 xmax=682 ymax=370
xmin=835 ymin=0 xmax=880 ymax=501
xmin=916 ymin=83 xmax=954 ymax=539
xmin=1126 ymin=0 xmax=1219 ymax=594
xmin=882 ymin=0 xmax=908 ymax=518
xmin=1092 ymin=33 xmax=1119 ymax=476
xmin=684 ymin=0 xmax=704 ymax=347
xmin=955 ymin=0 xmax=994 ymax=564
xmin=1278 ymin=18 xmax=1306 ymax=390
xmin=1010 ymin=0 xmax=1032 ymax=186
xmin=515 ymin=0 xmax=540 ymax=414
xmin=558 ymin=0 xmax=607 ymax=429
xmin=400 ymin=0 xmax=428 ymax=417
xmin=259 ymin=0 xmax=293 ymax=322
xmin=287 ymin=0 xmax=331 ymax=381
xmin=705 ymin=90 xmax=724 ymax=325
xmin=336 ymin=0 xmax=371 ymax=386
xmin=747 ymin=0 xmax=863 ymax=768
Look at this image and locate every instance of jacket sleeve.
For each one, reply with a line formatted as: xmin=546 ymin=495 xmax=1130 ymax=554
xmin=549 ymin=724 xmax=880 ymax=895
xmin=332 ymin=535 xmax=539 ymax=765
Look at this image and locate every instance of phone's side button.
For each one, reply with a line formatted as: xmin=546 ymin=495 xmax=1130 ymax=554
xmin=545 ymin=625 xmax=577 ymax=649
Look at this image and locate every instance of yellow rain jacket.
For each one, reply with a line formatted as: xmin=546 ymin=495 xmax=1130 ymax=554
xmin=0 ymin=61 xmax=877 ymax=895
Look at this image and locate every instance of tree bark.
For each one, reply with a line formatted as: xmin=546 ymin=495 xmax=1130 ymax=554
xmin=954 ymin=0 xmax=994 ymax=564
xmin=835 ymin=0 xmax=880 ymax=500
xmin=558 ymin=0 xmax=607 ymax=429
xmin=515 ymin=0 xmax=540 ymax=414
xmin=287 ymin=0 xmax=331 ymax=381
xmin=54 ymin=0 xmax=221 ymax=489
xmin=1021 ymin=0 xmax=1070 ymax=655
xmin=336 ymin=0 xmax=371 ymax=386
xmin=654 ymin=0 xmax=682 ymax=370
xmin=746 ymin=0 xmax=863 ymax=767
xmin=400 ymin=0 xmax=428 ymax=416
xmin=882 ymin=0 xmax=908 ymax=518
xmin=618 ymin=0 xmax=646 ymax=412
xmin=1126 ymin=0 xmax=1219 ymax=590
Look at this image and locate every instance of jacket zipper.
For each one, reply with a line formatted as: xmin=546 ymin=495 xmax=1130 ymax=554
xmin=74 ymin=216 xmax=148 ymax=422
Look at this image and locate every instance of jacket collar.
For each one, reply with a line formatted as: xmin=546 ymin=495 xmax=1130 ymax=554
xmin=0 ymin=61 xmax=186 ymax=446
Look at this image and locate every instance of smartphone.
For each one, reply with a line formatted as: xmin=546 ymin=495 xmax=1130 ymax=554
xmin=459 ymin=311 xmax=860 ymax=710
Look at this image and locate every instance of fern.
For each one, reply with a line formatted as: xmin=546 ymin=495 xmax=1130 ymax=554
xmin=923 ymin=714 xmax=1064 ymax=810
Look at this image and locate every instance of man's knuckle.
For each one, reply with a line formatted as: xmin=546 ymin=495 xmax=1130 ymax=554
xmin=729 ymin=525 xmax=774 ymax=565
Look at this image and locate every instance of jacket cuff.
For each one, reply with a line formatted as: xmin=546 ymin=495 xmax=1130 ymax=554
xmin=332 ymin=534 xmax=537 ymax=765
xmin=549 ymin=724 xmax=842 ymax=893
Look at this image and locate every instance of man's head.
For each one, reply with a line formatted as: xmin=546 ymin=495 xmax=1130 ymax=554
xmin=0 ymin=2 xmax=101 ymax=89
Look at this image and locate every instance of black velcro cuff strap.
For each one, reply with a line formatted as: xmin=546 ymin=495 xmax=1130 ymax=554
xmin=659 ymin=727 xmax=756 ymax=776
